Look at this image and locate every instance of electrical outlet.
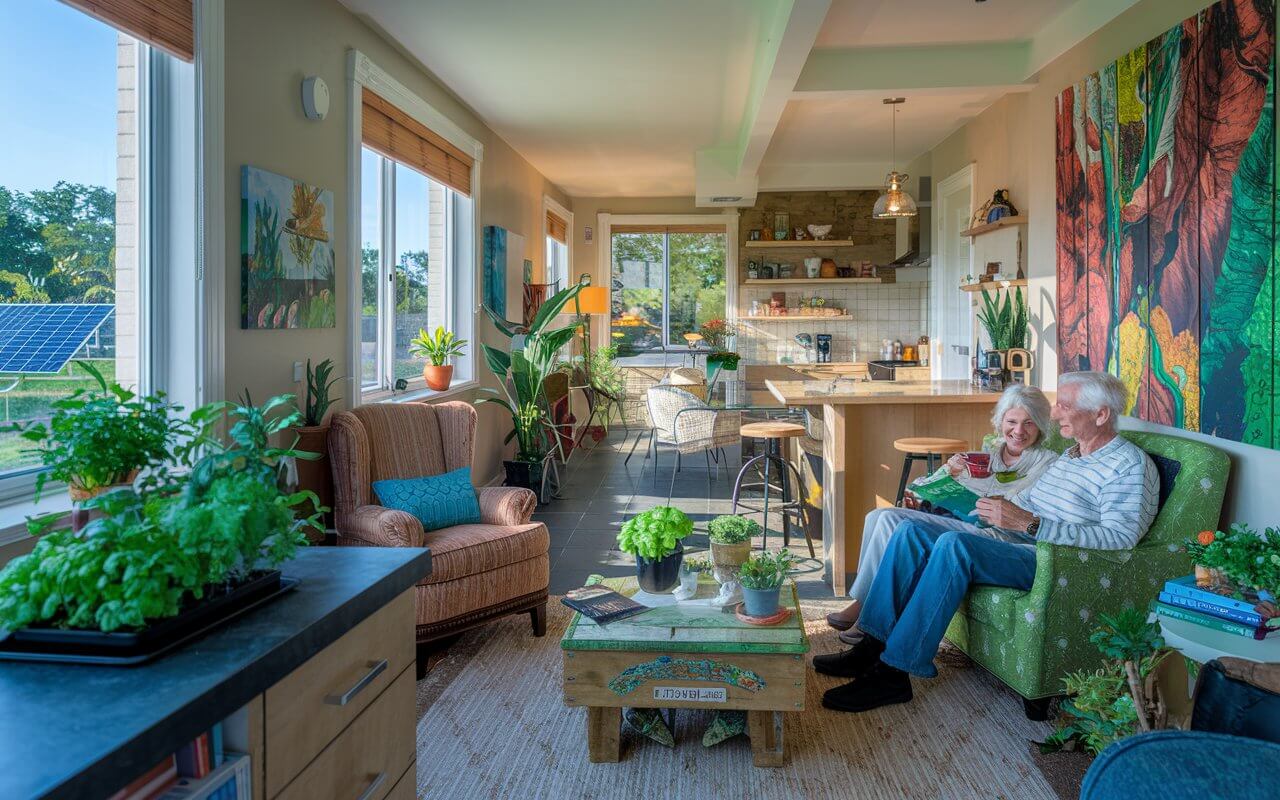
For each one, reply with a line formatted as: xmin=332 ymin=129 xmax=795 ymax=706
xmin=292 ymin=361 xmax=304 ymax=382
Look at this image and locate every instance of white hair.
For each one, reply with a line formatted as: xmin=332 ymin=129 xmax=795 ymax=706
xmin=991 ymin=384 xmax=1052 ymax=443
xmin=1059 ymin=371 xmax=1127 ymax=425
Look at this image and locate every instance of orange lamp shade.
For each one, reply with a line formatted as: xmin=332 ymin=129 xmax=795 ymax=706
xmin=575 ymin=286 xmax=609 ymax=315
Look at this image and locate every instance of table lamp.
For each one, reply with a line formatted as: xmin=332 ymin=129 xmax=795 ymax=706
xmin=572 ymin=278 xmax=610 ymax=365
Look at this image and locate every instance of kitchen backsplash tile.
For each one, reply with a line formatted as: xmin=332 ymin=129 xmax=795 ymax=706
xmin=737 ymin=282 xmax=929 ymax=364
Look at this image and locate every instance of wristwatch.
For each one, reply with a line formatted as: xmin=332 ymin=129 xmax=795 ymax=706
xmin=1025 ymin=515 xmax=1042 ymax=537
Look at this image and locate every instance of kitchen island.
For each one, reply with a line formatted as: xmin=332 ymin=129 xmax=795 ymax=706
xmin=766 ymin=378 xmax=1001 ymax=596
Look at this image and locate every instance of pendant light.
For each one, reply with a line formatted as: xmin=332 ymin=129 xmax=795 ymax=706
xmin=873 ymin=97 xmax=918 ymax=219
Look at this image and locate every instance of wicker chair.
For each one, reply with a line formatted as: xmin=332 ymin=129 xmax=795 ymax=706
xmin=644 ymin=385 xmax=741 ymax=471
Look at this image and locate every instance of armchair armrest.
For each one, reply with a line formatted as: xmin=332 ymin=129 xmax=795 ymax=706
xmin=341 ymin=505 xmax=426 ymax=548
xmin=477 ymin=486 xmax=536 ymax=526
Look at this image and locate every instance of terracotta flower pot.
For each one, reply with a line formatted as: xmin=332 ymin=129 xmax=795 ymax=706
xmin=293 ymin=424 xmax=333 ymax=538
xmin=423 ymin=364 xmax=454 ymax=391
xmin=1194 ymin=564 xmax=1227 ymax=588
xmin=709 ymin=540 xmax=751 ymax=580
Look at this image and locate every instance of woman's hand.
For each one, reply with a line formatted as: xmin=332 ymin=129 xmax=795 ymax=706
xmin=975 ymin=497 xmax=1035 ymax=530
xmin=945 ymin=454 xmax=966 ymax=478
xmin=902 ymin=490 xmax=921 ymax=510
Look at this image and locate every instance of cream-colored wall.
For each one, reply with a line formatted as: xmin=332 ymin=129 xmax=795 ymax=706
xmin=569 ymin=195 xmax=705 ymax=285
xmin=223 ymin=0 xmax=570 ymax=484
xmin=920 ymin=0 xmax=1277 ymax=527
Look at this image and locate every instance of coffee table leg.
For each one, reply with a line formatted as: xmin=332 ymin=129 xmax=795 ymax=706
xmin=747 ymin=710 xmax=785 ymax=767
xmin=586 ymin=706 xmax=621 ymax=763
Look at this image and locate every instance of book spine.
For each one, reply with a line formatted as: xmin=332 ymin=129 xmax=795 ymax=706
xmin=1163 ymin=579 xmax=1258 ymax=614
xmin=1154 ymin=602 xmax=1265 ymax=640
xmin=1158 ymin=592 xmax=1263 ymax=626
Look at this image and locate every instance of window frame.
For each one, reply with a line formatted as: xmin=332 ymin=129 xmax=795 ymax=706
xmin=542 ymin=195 xmax=572 ymax=291
xmin=347 ymin=50 xmax=483 ymax=406
xmin=597 ymin=213 xmax=738 ymax=354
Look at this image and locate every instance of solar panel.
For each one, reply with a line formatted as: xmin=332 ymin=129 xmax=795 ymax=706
xmin=0 ymin=304 xmax=115 ymax=375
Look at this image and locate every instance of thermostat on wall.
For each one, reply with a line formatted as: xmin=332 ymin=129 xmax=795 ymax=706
xmin=301 ymin=76 xmax=329 ymax=121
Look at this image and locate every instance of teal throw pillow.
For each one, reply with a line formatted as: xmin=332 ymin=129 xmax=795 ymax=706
xmin=372 ymin=466 xmax=481 ymax=532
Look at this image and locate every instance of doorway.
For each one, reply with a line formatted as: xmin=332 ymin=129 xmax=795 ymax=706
xmin=931 ymin=164 xmax=976 ymax=380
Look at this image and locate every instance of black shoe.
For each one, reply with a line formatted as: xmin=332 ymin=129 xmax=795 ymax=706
xmin=821 ymin=662 xmax=913 ymax=713
xmin=812 ymin=635 xmax=885 ymax=678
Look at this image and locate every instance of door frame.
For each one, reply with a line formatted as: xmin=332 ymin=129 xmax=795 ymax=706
xmin=931 ymin=163 xmax=977 ymax=380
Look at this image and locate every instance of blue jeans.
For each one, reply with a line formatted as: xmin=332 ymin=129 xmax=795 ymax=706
xmin=856 ymin=517 xmax=1037 ymax=678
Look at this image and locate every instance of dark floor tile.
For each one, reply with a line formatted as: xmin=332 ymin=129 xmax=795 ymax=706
xmin=565 ymin=528 xmax=623 ymax=547
xmin=574 ymin=512 xmax=626 ymax=530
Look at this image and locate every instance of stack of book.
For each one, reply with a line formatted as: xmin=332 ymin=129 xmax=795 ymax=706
xmin=1153 ymin=575 xmax=1280 ymax=641
xmin=108 ymin=722 xmax=251 ymax=800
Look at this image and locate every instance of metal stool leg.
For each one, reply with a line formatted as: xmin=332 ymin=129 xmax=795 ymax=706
xmin=783 ymin=457 xmax=816 ymax=558
xmin=760 ymin=454 xmax=772 ymax=551
xmin=731 ymin=453 xmax=769 ymax=514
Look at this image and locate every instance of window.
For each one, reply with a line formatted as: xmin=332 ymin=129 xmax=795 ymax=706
xmin=609 ymin=226 xmax=727 ymax=355
xmin=0 ymin=1 xmax=195 ymax=496
xmin=545 ymin=205 xmax=569 ymax=291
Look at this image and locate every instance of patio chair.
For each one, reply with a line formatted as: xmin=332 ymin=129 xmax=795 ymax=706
xmin=643 ymin=384 xmax=741 ymax=473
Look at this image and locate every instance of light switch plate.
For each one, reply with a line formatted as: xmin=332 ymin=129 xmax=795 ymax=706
xmin=293 ymin=361 xmax=304 ymax=382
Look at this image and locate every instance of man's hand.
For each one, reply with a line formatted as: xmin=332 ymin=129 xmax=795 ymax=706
xmin=945 ymin=454 xmax=967 ymax=478
xmin=902 ymin=490 xmax=921 ymax=510
xmin=975 ymin=497 xmax=1035 ymax=531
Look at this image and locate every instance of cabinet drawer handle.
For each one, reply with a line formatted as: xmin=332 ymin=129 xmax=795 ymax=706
xmin=325 ymin=659 xmax=388 ymax=706
xmin=355 ymin=771 xmax=387 ymax=800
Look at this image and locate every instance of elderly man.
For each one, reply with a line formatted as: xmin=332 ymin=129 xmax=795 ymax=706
xmin=814 ymin=371 xmax=1159 ymax=713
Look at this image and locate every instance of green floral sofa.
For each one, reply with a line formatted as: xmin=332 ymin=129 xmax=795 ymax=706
xmin=943 ymin=430 xmax=1230 ymax=703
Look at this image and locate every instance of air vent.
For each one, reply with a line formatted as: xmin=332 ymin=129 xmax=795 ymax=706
xmin=710 ymin=196 xmax=742 ymax=203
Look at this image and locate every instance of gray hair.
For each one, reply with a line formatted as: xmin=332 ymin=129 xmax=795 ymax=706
xmin=1059 ymin=371 xmax=1127 ymax=425
xmin=991 ymin=384 xmax=1052 ymax=444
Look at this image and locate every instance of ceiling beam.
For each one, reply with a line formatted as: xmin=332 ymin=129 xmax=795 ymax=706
xmin=1026 ymin=0 xmax=1140 ymax=76
xmin=794 ymin=41 xmax=1036 ymax=95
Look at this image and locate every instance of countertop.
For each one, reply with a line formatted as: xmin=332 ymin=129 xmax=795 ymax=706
xmin=0 ymin=546 xmax=433 ymax=800
xmin=766 ymin=378 xmax=1002 ymax=406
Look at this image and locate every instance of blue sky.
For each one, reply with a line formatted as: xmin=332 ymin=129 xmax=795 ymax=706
xmin=0 ymin=1 xmax=118 ymax=193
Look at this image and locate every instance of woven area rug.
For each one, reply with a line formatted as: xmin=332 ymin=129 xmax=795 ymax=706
xmin=415 ymin=599 xmax=1057 ymax=799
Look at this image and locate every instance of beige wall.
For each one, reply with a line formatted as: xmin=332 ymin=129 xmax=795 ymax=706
xmin=921 ymin=0 xmax=1277 ymax=526
xmin=569 ymin=195 xmax=705 ymax=286
xmin=223 ymin=0 xmax=570 ymax=484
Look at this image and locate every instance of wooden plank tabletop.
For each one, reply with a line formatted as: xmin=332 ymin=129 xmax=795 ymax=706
xmin=561 ymin=577 xmax=808 ymax=655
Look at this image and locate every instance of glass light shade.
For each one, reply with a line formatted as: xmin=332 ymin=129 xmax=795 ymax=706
xmin=575 ymin=286 xmax=609 ymax=315
xmin=873 ymin=171 xmax=918 ymax=218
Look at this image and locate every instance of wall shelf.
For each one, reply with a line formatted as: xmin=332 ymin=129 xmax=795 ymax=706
xmin=742 ymin=315 xmax=853 ymax=322
xmin=742 ymin=278 xmax=884 ymax=286
xmin=744 ymin=240 xmax=858 ymax=249
xmin=960 ymin=278 xmax=1027 ymax=293
xmin=960 ymin=215 xmax=1027 ymax=238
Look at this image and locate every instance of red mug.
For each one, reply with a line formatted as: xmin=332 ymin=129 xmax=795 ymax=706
xmin=963 ymin=451 xmax=992 ymax=479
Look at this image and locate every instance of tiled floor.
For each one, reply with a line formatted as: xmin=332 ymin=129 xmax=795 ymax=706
xmin=536 ymin=429 xmax=836 ymax=602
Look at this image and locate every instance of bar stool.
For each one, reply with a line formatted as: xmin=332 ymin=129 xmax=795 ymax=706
xmin=732 ymin=421 xmax=815 ymax=557
xmin=891 ymin=437 xmax=970 ymax=506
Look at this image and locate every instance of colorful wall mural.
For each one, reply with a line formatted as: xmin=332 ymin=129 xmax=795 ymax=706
xmin=1055 ymin=0 xmax=1276 ymax=449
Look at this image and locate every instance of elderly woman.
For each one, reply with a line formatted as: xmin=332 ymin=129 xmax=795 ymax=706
xmin=826 ymin=384 xmax=1057 ymax=633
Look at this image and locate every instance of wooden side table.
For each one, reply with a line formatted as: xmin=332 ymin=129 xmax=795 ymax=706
xmin=561 ymin=577 xmax=809 ymax=767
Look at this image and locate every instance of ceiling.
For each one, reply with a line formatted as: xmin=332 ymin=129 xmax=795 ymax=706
xmin=341 ymin=0 xmax=1135 ymax=201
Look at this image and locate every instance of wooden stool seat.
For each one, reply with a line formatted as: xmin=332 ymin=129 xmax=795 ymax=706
xmin=892 ymin=437 xmax=969 ymax=455
xmin=740 ymin=421 xmax=805 ymax=439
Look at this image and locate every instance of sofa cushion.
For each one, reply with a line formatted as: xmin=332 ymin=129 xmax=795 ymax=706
xmin=373 ymin=466 xmax=481 ymax=532
xmin=1149 ymin=452 xmax=1181 ymax=510
xmin=957 ymin=585 xmax=1022 ymax=634
xmin=419 ymin=521 xmax=550 ymax=585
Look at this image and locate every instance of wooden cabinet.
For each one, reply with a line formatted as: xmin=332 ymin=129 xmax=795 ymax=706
xmin=250 ymin=588 xmax=417 ymax=800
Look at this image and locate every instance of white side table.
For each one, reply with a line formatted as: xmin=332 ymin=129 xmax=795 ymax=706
xmin=1156 ymin=614 xmax=1280 ymax=665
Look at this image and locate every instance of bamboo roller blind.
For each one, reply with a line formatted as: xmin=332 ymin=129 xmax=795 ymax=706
xmin=546 ymin=211 xmax=568 ymax=244
xmin=361 ymin=88 xmax=474 ymax=196
xmin=63 ymin=0 xmax=194 ymax=62
xmin=610 ymin=224 xmax=727 ymax=234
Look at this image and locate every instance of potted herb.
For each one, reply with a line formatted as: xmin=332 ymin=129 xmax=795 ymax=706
xmin=738 ymin=549 xmax=795 ymax=617
xmin=479 ymin=282 xmax=584 ymax=497
xmin=0 ymin=394 xmax=320 ymax=645
xmin=8 ymin=361 xmax=182 ymax=526
xmin=707 ymin=515 xmax=759 ymax=579
xmin=699 ymin=319 xmax=740 ymax=382
xmin=617 ymin=506 xmax=694 ymax=593
xmin=1185 ymin=524 xmax=1280 ymax=596
xmin=409 ymin=326 xmax=468 ymax=391
xmin=293 ymin=358 xmax=341 ymax=534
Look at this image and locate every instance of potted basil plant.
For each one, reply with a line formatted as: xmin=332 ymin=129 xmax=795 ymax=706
xmin=617 ymin=506 xmax=694 ymax=593
xmin=409 ymin=326 xmax=468 ymax=391
xmin=738 ymin=549 xmax=796 ymax=617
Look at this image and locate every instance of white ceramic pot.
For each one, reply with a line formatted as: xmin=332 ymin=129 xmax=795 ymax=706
xmin=804 ymin=257 xmax=822 ymax=278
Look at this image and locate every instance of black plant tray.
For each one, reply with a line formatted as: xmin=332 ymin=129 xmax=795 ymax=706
xmin=0 ymin=570 xmax=299 ymax=666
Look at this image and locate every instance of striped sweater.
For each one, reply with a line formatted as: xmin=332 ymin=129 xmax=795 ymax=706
xmin=1016 ymin=435 xmax=1159 ymax=551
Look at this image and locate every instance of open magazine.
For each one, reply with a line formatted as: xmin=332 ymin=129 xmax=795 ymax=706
xmin=909 ymin=473 xmax=983 ymax=526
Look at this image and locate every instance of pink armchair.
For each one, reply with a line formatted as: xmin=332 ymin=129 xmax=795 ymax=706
xmin=329 ymin=401 xmax=549 ymax=663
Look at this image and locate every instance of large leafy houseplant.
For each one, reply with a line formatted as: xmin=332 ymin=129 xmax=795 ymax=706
xmin=976 ymin=287 xmax=1027 ymax=351
xmin=9 ymin=361 xmax=185 ymax=501
xmin=1041 ymin=610 xmax=1171 ymax=755
xmin=0 ymin=395 xmax=321 ymax=635
xmin=478 ymin=282 xmax=584 ymax=465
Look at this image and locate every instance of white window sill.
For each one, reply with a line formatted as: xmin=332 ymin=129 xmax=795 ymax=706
xmin=362 ymin=379 xmax=479 ymax=406
xmin=0 ymin=490 xmax=71 ymax=547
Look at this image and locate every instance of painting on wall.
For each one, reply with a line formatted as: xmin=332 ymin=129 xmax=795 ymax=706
xmin=1054 ymin=0 xmax=1276 ymax=449
xmin=240 ymin=166 xmax=336 ymax=329
xmin=482 ymin=225 xmax=523 ymax=318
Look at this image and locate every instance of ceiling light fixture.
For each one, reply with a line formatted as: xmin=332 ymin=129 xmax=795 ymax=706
xmin=873 ymin=97 xmax=918 ymax=219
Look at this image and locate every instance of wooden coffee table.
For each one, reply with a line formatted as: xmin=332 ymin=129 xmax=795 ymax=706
xmin=560 ymin=576 xmax=809 ymax=767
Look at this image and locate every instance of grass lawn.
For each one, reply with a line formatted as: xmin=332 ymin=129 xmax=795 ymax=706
xmin=0 ymin=360 xmax=116 ymax=475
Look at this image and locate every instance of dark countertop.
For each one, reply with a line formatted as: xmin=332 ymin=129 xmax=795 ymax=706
xmin=0 ymin=546 xmax=432 ymax=800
